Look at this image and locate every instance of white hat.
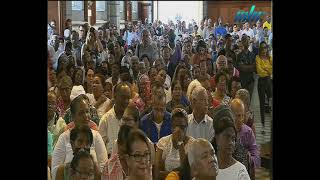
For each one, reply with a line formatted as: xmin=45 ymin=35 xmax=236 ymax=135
xmin=70 ymin=85 xmax=86 ymax=102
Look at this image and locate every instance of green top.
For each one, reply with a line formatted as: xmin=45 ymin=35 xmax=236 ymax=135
xmin=48 ymin=130 xmax=53 ymax=155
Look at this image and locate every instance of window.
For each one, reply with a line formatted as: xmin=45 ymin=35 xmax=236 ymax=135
xmin=96 ymin=1 xmax=105 ymax=12
xmin=71 ymin=1 xmax=83 ymax=11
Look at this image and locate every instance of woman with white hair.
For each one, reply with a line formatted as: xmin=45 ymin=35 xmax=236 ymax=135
xmin=165 ymin=138 xmax=218 ymax=180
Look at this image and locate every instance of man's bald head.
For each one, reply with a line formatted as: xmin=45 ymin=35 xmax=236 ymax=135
xmin=230 ymin=98 xmax=245 ymax=131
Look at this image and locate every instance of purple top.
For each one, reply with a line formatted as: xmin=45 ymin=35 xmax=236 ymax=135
xmin=238 ymin=124 xmax=260 ymax=168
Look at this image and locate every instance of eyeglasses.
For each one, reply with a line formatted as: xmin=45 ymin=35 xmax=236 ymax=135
xmin=129 ymin=152 xmax=151 ymax=162
xmin=74 ymin=169 xmax=95 ymax=179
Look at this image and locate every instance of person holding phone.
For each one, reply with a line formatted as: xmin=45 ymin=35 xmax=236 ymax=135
xmin=155 ymin=108 xmax=194 ymax=180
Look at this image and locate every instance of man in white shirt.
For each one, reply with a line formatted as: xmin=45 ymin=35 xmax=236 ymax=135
xmin=203 ymin=18 xmax=214 ymax=40
xmin=99 ymin=82 xmax=132 ymax=155
xmin=123 ymin=22 xmax=137 ymax=47
xmin=51 ymin=95 xmax=108 ymax=180
xmin=198 ymin=20 xmax=205 ymax=38
xmin=240 ymin=22 xmax=254 ymax=39
xmin=186 ymin=86 xmax=215 ymax=142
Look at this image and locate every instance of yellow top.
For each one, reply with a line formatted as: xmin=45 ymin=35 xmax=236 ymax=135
xmin=263 ymin=21 xmax=271 ymax=30
xmin=165 ymin=171 xmax=180 ymax=180
xmin=256 ymin=55 xmax=272 ymax=78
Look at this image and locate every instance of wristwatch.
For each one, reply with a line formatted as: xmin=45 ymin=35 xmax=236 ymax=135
xmin=177 ymin=141 xmax=184 ymax=146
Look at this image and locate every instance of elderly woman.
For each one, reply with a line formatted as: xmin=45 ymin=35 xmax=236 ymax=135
xmin=230 ymin=99 xmax=260 ymax=180
xmin=155 ymin=108 xmax=194 ymax=179
xmin=165 ymin=138 xmax=218 ymax=180
xmin=212 ymin=106 xmax=250 ymax=180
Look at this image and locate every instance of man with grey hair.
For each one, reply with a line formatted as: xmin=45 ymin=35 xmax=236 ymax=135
xmin=186 ymin=86 xmax=215 ymax=142
xmin=187 ymin=138 xmax=218 ymax=179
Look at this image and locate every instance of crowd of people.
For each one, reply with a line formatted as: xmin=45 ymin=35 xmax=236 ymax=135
xmin=48 ymin=15 xmax=272 ymax=180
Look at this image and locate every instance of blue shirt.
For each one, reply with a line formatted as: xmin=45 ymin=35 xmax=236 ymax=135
xmin=215 ymin=26 xmax=227 ymax=37
xmin=181 ymin=95 xmax=190 ymax=106
xmin=140 ymin=111 xmax=172 ymax=144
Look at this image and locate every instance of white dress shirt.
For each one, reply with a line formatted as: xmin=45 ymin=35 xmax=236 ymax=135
xmin=186 ymin=114 xmax=215 ymax=142
xmin=51 ymin=129 xmax=108 ymax=180
xmin=98 ymin=107 xmax=121 ymax=154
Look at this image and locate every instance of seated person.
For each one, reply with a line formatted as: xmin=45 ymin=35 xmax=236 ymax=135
xmin=48 ymin=91 xmax=67 ymax=147
xmin=55 ymin=126 xmax=101 ymax=180
xmin=235 ymin=89 xmax=256 ymax=135
xmin=99 ymin=82 xmax=132 ymax=155
xmin=91 ymin=74 xmax=112 ymax=119
xmin=212 ymin=106 xmax=250 ymax=180
xmin=229 ymin=76 xmax=241 ymax=99
xmin=140 ymin=85 xmax=172 ymax=144
xmin=124 ymin=129 xmax=153 ymax=180
xmin=186 ymin=86 xmax=215 ymax=142
xmin=166 ymin=81 xmax=190 ymax=113
xmin=156 ymin=108 xmax=194 ymax=179
xmin=165 ymin=138 xmax=218 ymax=180
xmin=103 ymin=105 xmax=156 ymax=180
xmin=231 ymin=99 xmax=260 ymax=179
xmin=52 ymin=95 xmax=108 ymax=180
xmin=56 ymin=149 xmax=100 ymax=180
xmin=212 ymin=72 xmax=231 ymax=108
xmin=64 ymin=85 xmax=100 ymax=125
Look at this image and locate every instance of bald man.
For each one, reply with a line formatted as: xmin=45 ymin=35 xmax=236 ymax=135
xmin=230 ymin=98 xmax=260 ymax=176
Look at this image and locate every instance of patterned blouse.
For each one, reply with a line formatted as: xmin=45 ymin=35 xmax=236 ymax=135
xmin=157 ymin=135 xmax=194 ymax=172
xmin=101 ymin=153 xmax=127 ymax=180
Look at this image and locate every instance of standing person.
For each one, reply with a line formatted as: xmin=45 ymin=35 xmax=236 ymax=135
xmin=240 ymin=22 xmax=254 ymax=39
xmin=48 ymin=19 xmax=57 ymax=39
xmin=135 ymin=29 xmax=158 ymax=61
xmin=263 ymin=15 xmax=272 ymax=31
xmin=256 ymin=41 xmax=272 ymax=132
xmin=78 ymin=25 xmax=87 ymax=47
xmin=235 ymin=35 xmax=256 ymax=97
xmin=64 ymin=19 xmax=72 ymax=41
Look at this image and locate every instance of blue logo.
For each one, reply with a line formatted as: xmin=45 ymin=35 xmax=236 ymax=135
xmin=234 ymin=5 xmax=266 ymax=23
